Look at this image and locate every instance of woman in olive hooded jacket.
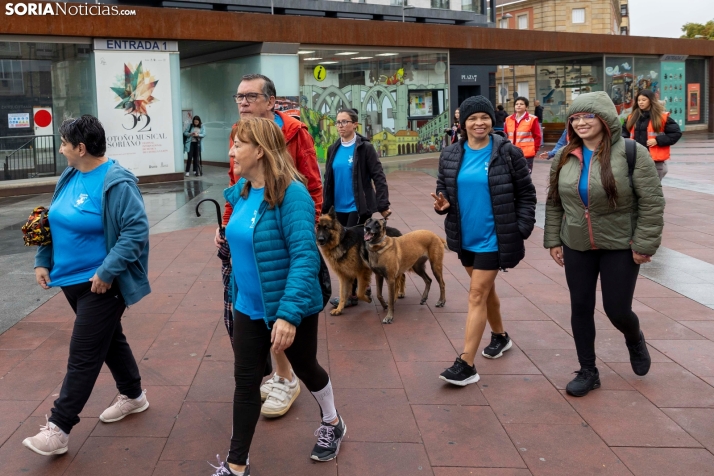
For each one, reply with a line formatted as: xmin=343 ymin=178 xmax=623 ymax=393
xmin=544 ymin=91 xmax=664 ymax=397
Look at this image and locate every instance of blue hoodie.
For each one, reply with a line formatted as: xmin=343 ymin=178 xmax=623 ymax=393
xmin=224 ymin=179 xmax=323 ymax=328
xmin=35 ymin=160 xmax=151 ymax=306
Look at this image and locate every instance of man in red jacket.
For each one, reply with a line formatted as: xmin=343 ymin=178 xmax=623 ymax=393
xmin=216 ymin=73 xmax=323 ymax=420
xmin=221 ymin=73 xmax=323 ymax=224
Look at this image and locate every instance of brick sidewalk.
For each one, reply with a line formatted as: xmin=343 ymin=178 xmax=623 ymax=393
xmin=1 ymin=165 xmax=714 ymax=475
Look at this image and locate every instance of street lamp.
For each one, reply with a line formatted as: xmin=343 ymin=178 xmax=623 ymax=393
xmin=500 ymin=8 xmax=513 ymax=107
xmin=402 ymin=1 xmax=415 ymax=23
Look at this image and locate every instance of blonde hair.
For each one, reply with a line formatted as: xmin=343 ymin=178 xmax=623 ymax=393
xmin=231 ymin=118 xmax=306 ymax=208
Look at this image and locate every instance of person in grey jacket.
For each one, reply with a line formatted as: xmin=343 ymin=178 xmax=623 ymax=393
xmin=24 ymin=115 xmax=151 ymax=457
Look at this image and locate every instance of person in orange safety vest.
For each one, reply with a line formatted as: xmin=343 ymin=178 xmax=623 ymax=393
xmin=504 ymin=96 xmax=542 ymax=174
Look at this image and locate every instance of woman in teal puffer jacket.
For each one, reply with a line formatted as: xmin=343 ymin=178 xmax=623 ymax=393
xmin=211 ymin=118 xmax=346 ymax=476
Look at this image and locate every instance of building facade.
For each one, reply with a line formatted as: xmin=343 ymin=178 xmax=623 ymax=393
xmin=0 ymin=1 xmax=710 ymax=187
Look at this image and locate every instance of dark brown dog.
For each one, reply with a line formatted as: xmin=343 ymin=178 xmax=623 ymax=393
xmin=364 ymin=218 xmax=447 ymax=324
xmin=316 ymin=207 xmax=404 ymax=316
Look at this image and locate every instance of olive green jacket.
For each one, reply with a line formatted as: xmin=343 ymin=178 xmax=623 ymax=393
xmin=544 ymin=91 xmax=665 ymax=256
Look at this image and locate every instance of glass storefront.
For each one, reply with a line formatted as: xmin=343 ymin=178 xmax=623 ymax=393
xmin=0 ymin=40 xmax=96 ymax=180
xmin=536 ymin=55 xmax=709 ymax=131
xmin=299 ymin=47 xmax=449 ymax=160
xmin=535 ymin=57 xmax=603 ymax=125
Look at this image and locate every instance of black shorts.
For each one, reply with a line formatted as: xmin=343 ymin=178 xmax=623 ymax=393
xmin=458 ymin=250 xmax=500 ymax=270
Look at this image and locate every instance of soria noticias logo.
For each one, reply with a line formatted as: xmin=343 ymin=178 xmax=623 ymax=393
xmin=5 ymin=3 xmax=137 ymax=16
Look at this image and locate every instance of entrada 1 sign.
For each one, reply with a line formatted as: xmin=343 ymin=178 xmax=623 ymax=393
xmin=103 ymin=40 xmax=171 ymax=51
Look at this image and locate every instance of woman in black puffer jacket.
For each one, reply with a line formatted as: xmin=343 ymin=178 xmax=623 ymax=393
xmin=432 ymin=96 xmax=536 ymax=387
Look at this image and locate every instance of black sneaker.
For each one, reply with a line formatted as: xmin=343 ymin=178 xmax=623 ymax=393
xmin=439 ymin=356 xmax=480 ymax=386
xmin=627 ymin=330 xmax=651 ymax=376
xmin=208 ymin=455 xmax=250 ymax=475
xmin=482 ymin=332 xmax=513 ymax=359
xmin=565 ymin=368 xmax=601 ymax=397
xmin=328 ymin=296 xmax=358 ymax=308
xmin=310 ymin=414 xmax=347 ymax=462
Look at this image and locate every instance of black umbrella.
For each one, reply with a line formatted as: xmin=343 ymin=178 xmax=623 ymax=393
xmin=196 ymin=199 xmax=233 ymax=345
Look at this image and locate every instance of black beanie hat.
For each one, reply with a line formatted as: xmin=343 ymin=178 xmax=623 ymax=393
xmin=459 ymin=96 xmax=496 ymax=129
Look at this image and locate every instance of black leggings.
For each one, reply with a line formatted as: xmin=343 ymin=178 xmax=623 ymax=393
xmin=563 ymin=246 xmax=642 ymax=369
xmin=335 ymin=211 xmax=371 ymax=294
xmin=335 ymin=211 xmax=371 ymax=228
xmin=228 ymin=311 xmax=329 ymax=466
xmin=50 ymin=282 xmax=141 ymax=434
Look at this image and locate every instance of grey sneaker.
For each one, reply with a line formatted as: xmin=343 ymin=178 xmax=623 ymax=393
xmin=22 ymin=416 xmax=69 ymax=456
xmin=208 ymin=454 xmax=250 ymax=475
xmin=310 ymin=414 xmax=347 ymax=462
xmin=100 ymin=390 xmax=149 ymax=423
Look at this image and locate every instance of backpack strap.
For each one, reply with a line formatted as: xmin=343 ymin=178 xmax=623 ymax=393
xmin=624 ymin=138 xmax=637 ymax=189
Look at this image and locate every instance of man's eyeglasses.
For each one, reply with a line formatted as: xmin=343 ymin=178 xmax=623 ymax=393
xmin=335 ymin=120 xmax=354 ymax=127
xmin=233 ymin=93 xmax=268 ymax=104
xmin=569 ymin=113 xmax=597 ymax=124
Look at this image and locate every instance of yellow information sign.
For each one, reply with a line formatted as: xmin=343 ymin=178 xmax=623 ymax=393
xmin=313 ymin=65 xmax=326 ymax=82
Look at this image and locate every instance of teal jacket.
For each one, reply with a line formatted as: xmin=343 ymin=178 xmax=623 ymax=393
xmin=183 ymin=123 xmax=205 ymax=153
xmin=35 ymin=160 xmax=151 ymax=306
xmin=225 ymin=179 xmax=323 ymax=328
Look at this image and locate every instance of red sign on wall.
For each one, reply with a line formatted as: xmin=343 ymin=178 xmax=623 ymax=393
xmin=687 ymin=83 xmax=701 ymax=122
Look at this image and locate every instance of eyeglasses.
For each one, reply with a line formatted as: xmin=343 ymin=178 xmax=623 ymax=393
xmin=569 ymin=113 xmax=597 ymax=124
xmin=335 ymin=120 xmax=354 ymax=127
xmin=233 ymin=93 xmax=268 ymax=104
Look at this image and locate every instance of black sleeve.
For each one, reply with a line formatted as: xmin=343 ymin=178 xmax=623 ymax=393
xmin=321 ymin=146 xmax=336 ymax=214
xmin=621 ymin=123 xmax=631 ymax=139
xmin=656 ymin=117 xmax=682 ymax=147
xmin=509 ymin=145 xmax=537 ymax=239
xmin=435 ymin=151 xmax=449 ymax=216
xmin=365 ymin=144 xmax=390 ymax=212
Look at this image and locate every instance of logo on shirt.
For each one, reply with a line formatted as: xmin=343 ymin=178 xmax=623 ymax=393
xmin=348 ymin=155 xmax=353 ymax=165
xmin=249 ymin=210 xmax=257 ymax=229
xmin=74 ymin=193 xmax=88 ymax=207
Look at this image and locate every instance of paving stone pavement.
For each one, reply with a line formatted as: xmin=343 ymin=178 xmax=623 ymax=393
xmin=2 ymin=135 xmax=714 ymax=475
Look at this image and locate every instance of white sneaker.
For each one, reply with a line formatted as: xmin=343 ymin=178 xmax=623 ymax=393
xmin=185 ymin=172 xmax=190 ymax=176
xmin=100 ymin=390 xmax=149 ymax=423
xmin=260 ymin=372 xmax=300 ymax=418
xmin=22 ymin=416 xmax=69 ymax=456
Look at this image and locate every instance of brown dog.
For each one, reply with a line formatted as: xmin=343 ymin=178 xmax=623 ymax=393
xmin=316 ymin=207 xmax=404 ymax=316
xmin=364 ymin=218 xmax=447 ymax=324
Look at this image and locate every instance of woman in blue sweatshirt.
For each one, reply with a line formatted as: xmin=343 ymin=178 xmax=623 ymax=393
xmin=24 ymin=115 xmax=151 ymax=457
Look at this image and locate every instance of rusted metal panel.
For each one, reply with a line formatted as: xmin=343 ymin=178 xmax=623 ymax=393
xmin=1 ymin=4 xmax=712 ymax=57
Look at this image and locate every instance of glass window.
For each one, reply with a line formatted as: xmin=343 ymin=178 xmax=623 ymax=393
xmin=499 ymin=18 xmax=509 ymax=28
xmin=685 ymin=58 xmax=707 ymax=126
xmin=621 ymin=27 xmax=628 ymax=35
xmin=605 ymin=56 xmax=635 ymax=122
xmin=461 ymin=0 xmax=481 ymax=13
xmin=0 ymin=42 xmax=96 ymax=181
xmin=621 ymin=4 xmax=628 ymax=16
xmin=535 ymin=58 xmax=604 ymax=124
xmin=517 ymin=81 xmax=529 ymax=99
xmin=431 ymin=0 xmax=450 ymax=8
xmin=572 ymin=8 xmax=585 ymax=24
xmin=517 ymin=14 xmax=528 ymax=30
xmin=299 ymin=47 xmax=449 ymax=159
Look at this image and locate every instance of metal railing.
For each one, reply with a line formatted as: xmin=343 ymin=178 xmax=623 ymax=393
xmin=2 ymin=134 xmax=63 ymax=181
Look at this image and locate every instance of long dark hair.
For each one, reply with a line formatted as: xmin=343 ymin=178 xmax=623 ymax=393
xmin=191 ymin=115 xmax=202 ymax=127
xmin=625 ymin=89 xmax=664 ymax=132
xmin=547 ymin=116 xmax=619 ymax=209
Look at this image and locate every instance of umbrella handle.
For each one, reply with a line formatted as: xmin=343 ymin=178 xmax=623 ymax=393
xmin=196 ymin=198 xmax=224 ymax=230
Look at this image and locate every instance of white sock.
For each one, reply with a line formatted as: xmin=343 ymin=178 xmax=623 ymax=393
xmin=311 ymin=379 xmax=337 ymax=423
xmin=229 ymin=468 xmax=244 ymax=476
xmin=49 ymin=422 xmax=68 ymax=438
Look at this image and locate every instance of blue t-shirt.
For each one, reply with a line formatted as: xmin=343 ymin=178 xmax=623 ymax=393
xmin=48 ymin=161 xmax=111 ymax=287
xmin=225 ymin=186 xmax=266 ymax=320
xmin=332 ymin=143 xmax=357 ymax=213
xmin=579 ymin=147 xmax=594 ymax=207
xmin=457 ymin=139 xmax=498 ymax=253
xmin=273 ymin=112 xmax=284 ymax=129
